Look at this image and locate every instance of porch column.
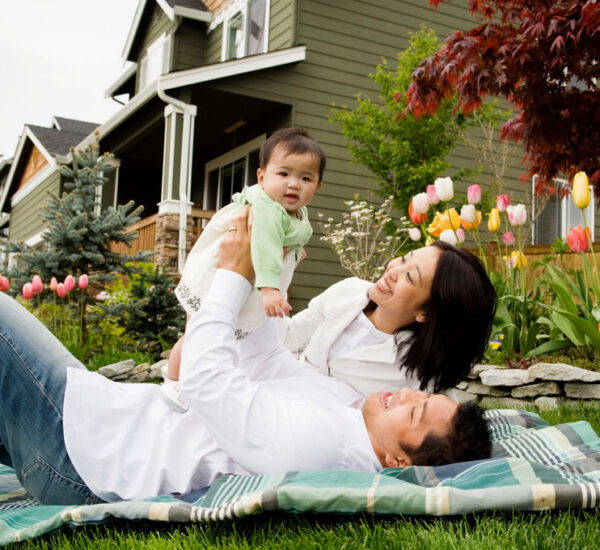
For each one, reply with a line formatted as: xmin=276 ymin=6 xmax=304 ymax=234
xmin=155 ymin=103 xmax=197 ymax=275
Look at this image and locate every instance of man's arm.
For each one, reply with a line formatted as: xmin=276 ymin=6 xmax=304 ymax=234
xmin=178 ymin=207 xmax=345 ymax=473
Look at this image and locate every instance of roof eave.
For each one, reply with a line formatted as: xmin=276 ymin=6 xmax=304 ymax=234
xmin=105 ymin=63 xmax=138 ymax=98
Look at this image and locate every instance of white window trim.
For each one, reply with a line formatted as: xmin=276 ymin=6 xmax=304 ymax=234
xmin=95 ymin=159 xmax=121 ymax=215
xmin=139 ymin=33 xmax=172 ymax=91
xmin=531 ymin=175 xmax=595 ymax=243
xmin=203 ymin=134 xmax=266 ymax=209
xmin=216 ymin=0 xmax=270 ymax=61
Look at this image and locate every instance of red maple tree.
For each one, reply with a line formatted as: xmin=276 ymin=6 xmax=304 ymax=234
xmin=405 ymin=0 xmax=600 ymax=195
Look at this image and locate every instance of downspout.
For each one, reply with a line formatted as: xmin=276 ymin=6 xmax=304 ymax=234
xmin=157 ymin=79 xmax=196 ymax=274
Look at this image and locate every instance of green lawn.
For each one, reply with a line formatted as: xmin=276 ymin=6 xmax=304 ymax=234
xmin=11 ymin=403 xmax=600 ymax=550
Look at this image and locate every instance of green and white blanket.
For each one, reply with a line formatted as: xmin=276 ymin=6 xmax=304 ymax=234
xmin=1 ymin=409 xmax=599 ymax=545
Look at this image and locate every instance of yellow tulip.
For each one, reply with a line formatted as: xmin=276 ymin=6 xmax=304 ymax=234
xmin=488 ymin=208 xmax=501 ymax=233
xmin=573 ymin=171 xmax=590 ymax=209
xmin=427 ymin=208 xmax=460 ymax=237
xmin=504 ymin=250 xmax=527 ymax=269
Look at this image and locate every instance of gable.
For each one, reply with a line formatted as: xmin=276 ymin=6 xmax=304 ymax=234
xmin=17 ymin=145 xmax=48 ymax=190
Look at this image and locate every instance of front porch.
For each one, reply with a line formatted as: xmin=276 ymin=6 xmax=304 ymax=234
xmin=112 ymin=208 xmax=215 ymax=273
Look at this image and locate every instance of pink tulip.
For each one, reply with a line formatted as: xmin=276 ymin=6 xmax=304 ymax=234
xmin=502 ymin=232 xmax=516 ymax=246
xmin=456 ymin=227 xmax=466 ymax=243
xmin=496 ymin=194 xmax=510 ymax=212
xmin=78 ymin=274 xmax=89 ymax=290
xmin=408 ymin=227 xmax=421 ymax=241
xmin=49 ymin=277 xmax=58 ymax=291
xmin=56 ymin=283 xmax=67 ymax=298
xmin=567 ymin=226 xmax=591 ymax=253
xmin=64 ymin=275 xmax=75 ymax=292
xmin=22 ymin=283 xmax=34 ymax=300
xmin=426 ymin=185 xmax=440 ymax=205
xmin=507 ymin=204 xmax=527 ymax=227
xmin=0 ymin=276 xmax=9 ymax=292
xmin=467 ymin=184 xmax=482 ymax=205
xmin=31 ymin=275 xmax=43 ymax=294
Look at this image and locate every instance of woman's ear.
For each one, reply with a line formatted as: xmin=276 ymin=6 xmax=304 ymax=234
xmin=416 ymin=312 xmax=427 ymax=324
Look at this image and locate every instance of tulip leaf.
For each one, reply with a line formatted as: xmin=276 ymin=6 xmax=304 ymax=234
xmin=524 ymin=339 xmax=572 ymax=359
xmin=550 ymin=311 xmax=585 ymax=347
xmin=546 ymin=265 xmax=577 ymax=314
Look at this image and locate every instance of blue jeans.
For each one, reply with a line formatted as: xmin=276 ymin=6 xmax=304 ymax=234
xmin=0 ymin=292 xmax=102 ymax=505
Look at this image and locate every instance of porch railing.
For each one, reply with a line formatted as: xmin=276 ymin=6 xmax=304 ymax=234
xmin=111 ymin=208 xmax=215 ymax=256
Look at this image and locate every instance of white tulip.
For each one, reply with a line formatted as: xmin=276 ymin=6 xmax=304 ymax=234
xmin=439 ymin=229 xmax=458 ymax=245
xmin=460 ymin=204 xmax=477 ymax=223
xmin=411 ymin=192 xmax=429 ymax=215
xmin=434 ymin=177 xmax=454 ymax=202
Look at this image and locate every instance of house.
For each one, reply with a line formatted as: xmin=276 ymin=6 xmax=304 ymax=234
xmin=1 ymin=0 xmax=591 ymax=309
xmin=0 ymin=117 xmax=99 ymax=255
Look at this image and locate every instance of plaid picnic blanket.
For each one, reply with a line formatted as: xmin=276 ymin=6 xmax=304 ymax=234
xmin=1 ymin=409 xmax=599 ymax=545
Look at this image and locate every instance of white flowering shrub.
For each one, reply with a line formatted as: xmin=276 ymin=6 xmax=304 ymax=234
xmin=318 ymin=196 xmax=410 ymax=281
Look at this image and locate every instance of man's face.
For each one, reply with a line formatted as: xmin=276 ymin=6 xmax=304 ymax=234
xmin=362 ymin=388 xmax=458 ymax=468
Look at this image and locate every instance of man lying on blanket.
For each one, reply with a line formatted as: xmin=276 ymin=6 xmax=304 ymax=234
xmin=0 ymin=206 xmax=491 ymax=506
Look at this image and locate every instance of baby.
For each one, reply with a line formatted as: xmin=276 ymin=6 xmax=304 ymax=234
xmin=163 ymin=127 xmax=325 ymax=410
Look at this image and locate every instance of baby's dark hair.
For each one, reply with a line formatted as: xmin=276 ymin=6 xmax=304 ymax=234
xmin=259 ymin=127 xmax=326 ymax=181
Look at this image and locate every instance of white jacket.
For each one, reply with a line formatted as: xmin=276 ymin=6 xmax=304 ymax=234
xmin=280 ymin=278 xmax=427 ymax=396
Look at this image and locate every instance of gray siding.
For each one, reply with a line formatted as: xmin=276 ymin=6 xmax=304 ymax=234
xmin=206 ymin=23 xmax=223 ymax=64
xmin=208 ymin=0 xmax=482 ymax=309
xmin=9 ymin=170 xmax=60 ymax=242
xmin=269 ymin=0 xmax=295 ymax=51
xmin=173 ymin=19 xmax=208 ymax=70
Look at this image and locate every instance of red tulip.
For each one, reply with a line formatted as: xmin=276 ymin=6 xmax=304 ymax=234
xmin=567 ymin=226 xmax=591 ymax=253
xmin=409 ymin=200 xmax=427 ymax=224
xmin=64 ymin=275 xmax=75 ymax=292
xmin=22 ymin=283 xmax=34 ymax=300
xmin=31 ymin=275 xmax=43 ymax=294
xmin=56 ymin=283 xmax=66 ymax=298
xmin=78 ymin=274 xmax=89 ymax=290
xmin=49 ymin=277 xmax=58 ymax=291
xmin=0 ymin=275 xmax=9 ymax=292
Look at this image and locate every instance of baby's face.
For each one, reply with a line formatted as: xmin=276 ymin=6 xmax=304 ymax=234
xmin=257 ymin=145 xmax=321 ymax=214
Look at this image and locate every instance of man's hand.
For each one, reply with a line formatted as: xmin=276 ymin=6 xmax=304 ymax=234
xmin=218 ymin=205 xmax=255 ymax=281
xmin=261 ymin=288 xmax=292 ymax=317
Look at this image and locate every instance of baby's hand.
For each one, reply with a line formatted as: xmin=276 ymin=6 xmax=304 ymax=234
xmin=261 ymin=288 xmax=292 ymax=318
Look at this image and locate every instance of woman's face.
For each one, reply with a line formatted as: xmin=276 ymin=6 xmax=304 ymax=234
xmin=368 ymin=246 xmax=441 ymax=331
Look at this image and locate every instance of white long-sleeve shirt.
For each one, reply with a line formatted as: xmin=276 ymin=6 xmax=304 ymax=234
xmin=63 ymin=270 xmax=380 ymax=502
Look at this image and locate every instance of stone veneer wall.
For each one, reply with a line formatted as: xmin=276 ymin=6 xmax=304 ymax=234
xmin=153 ymin=213 xmax=197 ymax=277
xmin=452 ymin=363 xmax=600 ymax=409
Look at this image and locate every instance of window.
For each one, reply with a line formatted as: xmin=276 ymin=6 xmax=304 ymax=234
xmin=532 ymin=176 xmax=595 ymax=245
xmin=223 ymin=0 xmax=268 ymax=61
xmin=203 ymin=135 xmax=264 ymax=210
xmin=139 ymin=34 xmax=171 ymax=89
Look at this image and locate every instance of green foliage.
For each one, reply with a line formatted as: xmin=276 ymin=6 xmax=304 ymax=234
xmin=8 ymin=140 xmax=150 ymax=291
xmin=101 ymin=264 xmax=185 ymax=360
xmin=330 ymin=26 xmax=471 ymax=214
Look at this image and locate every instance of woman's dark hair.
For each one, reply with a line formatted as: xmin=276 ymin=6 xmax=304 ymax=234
xmin=368 ymin=242 xmax=496 ymax=392
xmin=259 ymin=127 xmax=326 ymax=181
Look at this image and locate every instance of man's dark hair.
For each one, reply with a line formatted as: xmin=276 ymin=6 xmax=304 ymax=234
xmin=404 ymin=402 xmax=492 ymax=466
xmin=259 ymin=127 xmax=326 ymax=181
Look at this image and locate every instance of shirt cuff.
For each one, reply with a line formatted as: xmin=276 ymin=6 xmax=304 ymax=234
xmin=204 ymin=268 xmax=252 ymax=318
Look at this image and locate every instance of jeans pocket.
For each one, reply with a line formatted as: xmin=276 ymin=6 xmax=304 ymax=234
xmin=20 ymin=456 xmax=97 ymax=505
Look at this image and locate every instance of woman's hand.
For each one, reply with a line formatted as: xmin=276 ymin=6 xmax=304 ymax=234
xmin=218 ymin=206 xmax=255 ymax=281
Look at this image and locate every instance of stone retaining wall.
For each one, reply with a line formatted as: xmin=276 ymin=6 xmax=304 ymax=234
xmin=452 ymin=363 xmax=600 ymax=409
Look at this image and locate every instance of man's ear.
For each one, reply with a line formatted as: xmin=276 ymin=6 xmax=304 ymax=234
xmin=384 ymin=452 xmax=411 ymax=468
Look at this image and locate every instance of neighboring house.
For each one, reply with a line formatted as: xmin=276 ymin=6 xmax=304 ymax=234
xmin=0 ymin=0 xmax=592 ymax=309
xmin=0 ymin=116 xmax=99 ymax=249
